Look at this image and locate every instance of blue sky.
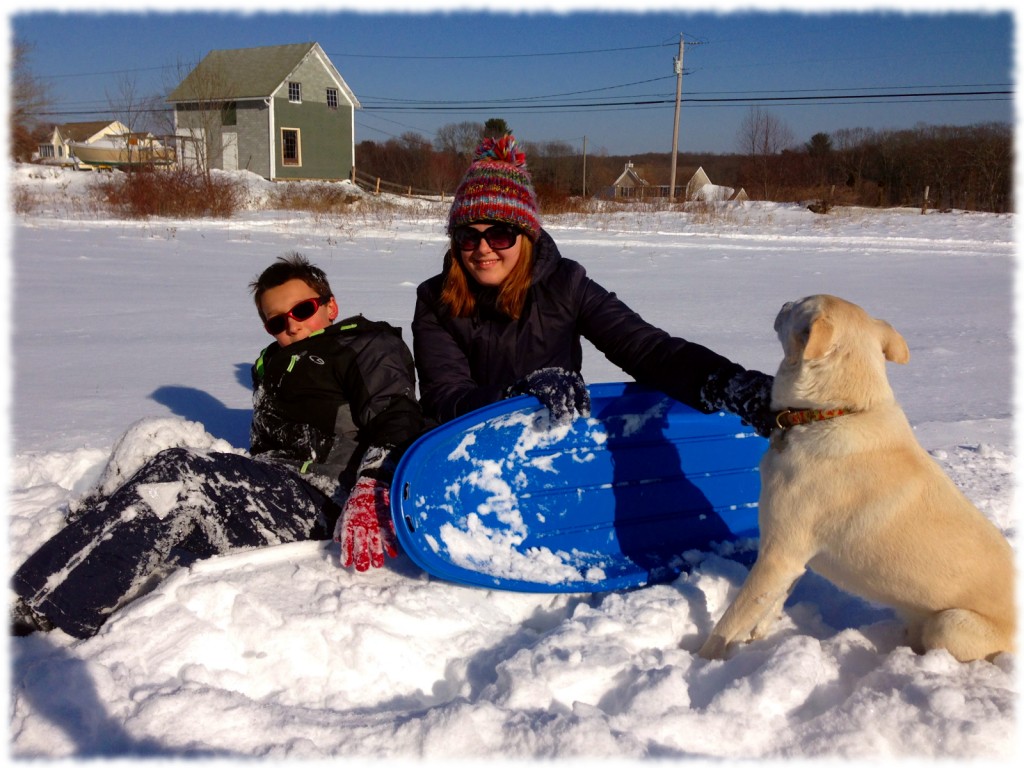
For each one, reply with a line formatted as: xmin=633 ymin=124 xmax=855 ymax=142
xmin=10 ymin=3 xmax=1015 ymax=157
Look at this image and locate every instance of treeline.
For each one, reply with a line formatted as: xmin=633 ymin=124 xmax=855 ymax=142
xmin=774 ymin=123 xmax=1012 ymax=212
xmin=354 ymin=121 xmax=1012 ymax=213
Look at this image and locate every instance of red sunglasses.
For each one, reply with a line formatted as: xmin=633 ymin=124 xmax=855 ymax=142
xmin=264 ymin=295 xmax=331 ymax=335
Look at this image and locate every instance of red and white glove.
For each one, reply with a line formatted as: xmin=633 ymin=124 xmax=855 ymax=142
xmin=334 ymin=476 xmax=398 ymax=571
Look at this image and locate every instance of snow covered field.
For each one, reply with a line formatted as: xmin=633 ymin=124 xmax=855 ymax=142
xmin=5 ymin=165 xmax=1018 ymax=760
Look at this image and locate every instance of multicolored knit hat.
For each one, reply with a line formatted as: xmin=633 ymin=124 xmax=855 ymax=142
xmin=447 ymin=134 xmax=541 ymax=241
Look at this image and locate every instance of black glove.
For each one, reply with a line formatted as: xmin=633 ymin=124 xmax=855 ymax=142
xmin=700 ymin=367 xmax=775 ymax=438
xmin=506 ymin=367 xmax=591 ymax=424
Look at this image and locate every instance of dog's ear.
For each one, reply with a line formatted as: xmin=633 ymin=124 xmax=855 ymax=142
xmin=803 ymin=316 xmax=835 ymax=360
xmin=878 ymin=320 xmax=910 ymax=364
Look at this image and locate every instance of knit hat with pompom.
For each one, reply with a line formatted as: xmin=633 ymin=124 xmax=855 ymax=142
xmin=447 ymin=134 xmax=541 ymax=241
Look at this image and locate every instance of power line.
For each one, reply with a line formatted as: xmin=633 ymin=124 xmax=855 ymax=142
xmin=359 ymin=76 xmax=677 ymax=105
xmin=47 ymin=79 xmax=1010 ymax=114
xmin=354 ymin=80 xmax=1011 ymax=109
xmin=33 ymin=64 xmax=180 ymax=81
xmin=358 ymin=89 xmax=1012 ymax=113
xmin=324 ymin=42 xmax=673 ymax=61
xmin=30 ymin=90 xmax=1011 ymax=121
xmin=29 ymin=42 xmax=675 ymax=82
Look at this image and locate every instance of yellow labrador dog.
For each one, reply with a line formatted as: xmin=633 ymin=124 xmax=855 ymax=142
xmin=699 ymin=295 xmax=1015 ymax=663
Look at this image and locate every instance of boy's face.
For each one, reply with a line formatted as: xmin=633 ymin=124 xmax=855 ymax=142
xmin=260 ymin=278 xmax=337 ymax=347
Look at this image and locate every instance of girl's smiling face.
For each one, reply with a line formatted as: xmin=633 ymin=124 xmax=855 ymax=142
xmin=456 ymin=223 xmax=523 ymax=287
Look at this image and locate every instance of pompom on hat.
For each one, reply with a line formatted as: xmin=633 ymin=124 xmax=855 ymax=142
xmin=447 ymin=134 xmax=541 ymax=241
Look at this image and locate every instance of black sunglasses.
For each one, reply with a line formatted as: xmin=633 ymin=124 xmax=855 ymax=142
xmin=264 ymin=295 xmax=331 ymax=335
xmin=452 ymin=224 xmax=522 ymax=252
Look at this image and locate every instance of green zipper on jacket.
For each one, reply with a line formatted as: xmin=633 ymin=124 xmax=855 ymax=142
xmin=255 ymin=325 xmax=348 ymax=380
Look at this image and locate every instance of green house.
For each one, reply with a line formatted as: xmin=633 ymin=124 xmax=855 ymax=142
xmin=167 ymin=42 xmax=360 ymax=181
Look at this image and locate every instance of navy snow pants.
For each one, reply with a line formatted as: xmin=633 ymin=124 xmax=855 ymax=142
xmin=11 ymin=447 xmax=341 ymax=639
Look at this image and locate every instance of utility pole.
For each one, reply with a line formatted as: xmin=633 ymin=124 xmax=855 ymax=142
xmin=668 ymin=34 xmax=684 ymax=202
xmin=582 ymin=135 xmax=587 ymax=197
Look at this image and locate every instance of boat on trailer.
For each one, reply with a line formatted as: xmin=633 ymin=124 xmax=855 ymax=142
xmin=69 ymin=135 xmax=175 ymax=170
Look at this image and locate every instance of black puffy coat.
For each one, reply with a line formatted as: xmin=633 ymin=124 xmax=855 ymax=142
xmin=412 ymin=229 xmax=740 ymax=423
xmin=251 ymin=315 xmax=424 ymax=485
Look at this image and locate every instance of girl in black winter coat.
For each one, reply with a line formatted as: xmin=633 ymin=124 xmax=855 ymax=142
xmin=12 ymin=254 xmax=424 ymax=639
xmin=413 ymin=134 xmax=774 ymax=433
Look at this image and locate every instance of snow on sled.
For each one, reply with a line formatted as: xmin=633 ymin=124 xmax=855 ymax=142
xmin=391 ymin=382 xmax=768 ymax=593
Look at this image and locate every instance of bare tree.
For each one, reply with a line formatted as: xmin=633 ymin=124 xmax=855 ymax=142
xmin=969 ymin=122 xmax=1012 ymax=212
xmin=833 ymin=126 xmax=873 ymax=196
xmin=524 ymin=140 xmax=578 ymax=197
xmin=10 ymin=41 xmax=51 ymax=162
xmin=737 ymin=107 xmax=795 ymax=199
xmin=805 ymin=132 xmax=835 ymax=189
xmin=165 ymin=57 xmax=234 ymax=182
xmin=434 ymin=121 xmax=484 ymax=164
xmin=107 ymin=75 xmax=145 ymax=166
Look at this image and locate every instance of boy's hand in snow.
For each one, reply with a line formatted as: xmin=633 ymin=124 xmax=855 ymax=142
xmin=334 ymin=476 xmax=397 ymax=571
xmin=506 ymin=367 xmax=591 ymax=424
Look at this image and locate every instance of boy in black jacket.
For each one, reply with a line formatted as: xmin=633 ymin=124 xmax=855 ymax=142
xmin=11 ymin=253 xmax=423 ymax=639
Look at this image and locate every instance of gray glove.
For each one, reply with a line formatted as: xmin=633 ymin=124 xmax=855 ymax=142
xmin=506 ymin=367 xmax=591 ymax=424
xmin=700 ymin=367 xmax=775 ymax=437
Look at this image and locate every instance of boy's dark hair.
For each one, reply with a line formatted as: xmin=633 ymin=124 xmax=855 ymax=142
xmin=250 ymin=252 xmax=334 ymax=319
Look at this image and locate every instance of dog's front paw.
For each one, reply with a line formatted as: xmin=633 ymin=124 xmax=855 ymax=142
xmin=698 ymin=635 xmax=730 ymax=660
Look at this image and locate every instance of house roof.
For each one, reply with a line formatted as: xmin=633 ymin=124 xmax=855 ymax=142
xmin=166 ymin=42 xmax=360 ymax=107
xmin=56 ymin=121 xmax=123 ymax=142
xmin=613 ymin=162 xmax=649 ymax=188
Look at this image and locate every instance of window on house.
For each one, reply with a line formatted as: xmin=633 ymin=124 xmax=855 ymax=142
xmin=39 ymin=145 xmax=55 ymax=158
xmin=326 ymin=88 xmax=338 ymax=109
xmin=288 ymin=82 xmax=302 ymax=103
xmin=221 ymin=101 xmax=237 ymax=126
xmin=281 ymin=128 xmax=301 ymax=166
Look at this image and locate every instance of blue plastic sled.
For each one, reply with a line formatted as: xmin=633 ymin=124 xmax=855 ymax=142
xmin=391 ymin=382 xmax=767 ymax=593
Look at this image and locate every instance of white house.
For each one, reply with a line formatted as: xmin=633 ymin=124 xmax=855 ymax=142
xmin=612 ymin=162 xmax=651 ymax=199
xmin=37 ymin=120 xmax=130 ymax=167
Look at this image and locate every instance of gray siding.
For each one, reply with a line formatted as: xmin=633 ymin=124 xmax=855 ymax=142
xmin=235 ymin=101 xmax=270 ymax=177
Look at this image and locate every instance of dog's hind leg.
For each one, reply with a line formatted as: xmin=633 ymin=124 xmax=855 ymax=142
xmin=920 ymin=608 xmax=1012 ymax=662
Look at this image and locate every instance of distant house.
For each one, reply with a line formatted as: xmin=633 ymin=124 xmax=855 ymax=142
xmin=166 ymin=41 xmax=360 ymax=181
xmin=37 ymin=120 xmax=130 ymax=167
xmin=612 ymin=162 xmax=650 ymax=199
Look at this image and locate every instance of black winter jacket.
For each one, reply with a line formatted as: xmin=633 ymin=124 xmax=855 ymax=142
xmin=250 ymin=315 xmax=424 ymax=487
xmin=412 ymin=229 xmax=742 ymax=424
